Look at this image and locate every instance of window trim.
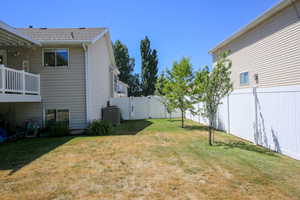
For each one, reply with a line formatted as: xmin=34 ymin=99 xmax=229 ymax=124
xmin=113 ymin=74 xmax=119 ymax=93
xmin=45 ymin=108 xmax=71 ymax=128
xmin=239 ymin=71 xmax=250 ymax=86
xmin=42 ymin=48 xmax=70 ymax=67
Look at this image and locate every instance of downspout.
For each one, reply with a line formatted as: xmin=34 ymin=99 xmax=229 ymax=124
xmin=83 ymin=43 xmax=90 ymax=125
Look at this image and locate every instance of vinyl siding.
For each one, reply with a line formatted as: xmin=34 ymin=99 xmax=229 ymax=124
xmin=14 ymin=102 xmax=43 ymax=126
xmin=213 ymin=1 xmax=300 ymax=89
xmin=6 ymin=45 xmax=87 ymax=129
xmin=87 ymin=35 xmax=113 ymax=121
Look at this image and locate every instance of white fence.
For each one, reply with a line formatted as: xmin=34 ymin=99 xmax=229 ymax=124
xmin=110 ymin=96 xmax=181 ymax=120
xmin=0 ymin=65 xmax=40 ymax=95
xmin=186 ymin=85 xmax=300 ymax=160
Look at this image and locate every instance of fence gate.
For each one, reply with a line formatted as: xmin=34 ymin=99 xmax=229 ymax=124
xmin=110 ymin=96 xmax=181 ymax=120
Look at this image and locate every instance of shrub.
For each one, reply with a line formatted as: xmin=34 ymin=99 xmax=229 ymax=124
xmin=48 ymin=122 xmax=70 ymax=137
xmin=86 ymin=120 xmax=113 ymax=136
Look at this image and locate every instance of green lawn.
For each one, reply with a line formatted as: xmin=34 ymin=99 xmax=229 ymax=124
xmin=1 ymin=119 xmax=300 ymax=200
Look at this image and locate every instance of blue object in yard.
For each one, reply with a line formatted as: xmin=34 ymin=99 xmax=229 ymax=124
xmin=0 ymin=128 xmax=7 ymax=143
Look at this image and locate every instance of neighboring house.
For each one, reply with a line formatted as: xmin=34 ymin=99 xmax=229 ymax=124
xmin=210 ymin=0 xmax=300 ymax=89
xmin=202 ymin=0 xmax=300 ymax=160
xmin=110 ymin=66 xmax=128 ymax=97
xmin=0 ymin=21 xmax=125 ymax=130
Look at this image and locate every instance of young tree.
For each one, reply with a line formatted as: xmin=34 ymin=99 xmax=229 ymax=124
xmin=163 ymin=58 xmax=194 ymax=128
xmin=140 ymin=36 xmax=158 ymax=96
xmin=193 ymin=52 xmax=233 ymax=146
xmin=155 ymin=72 xmax=174 ymax=118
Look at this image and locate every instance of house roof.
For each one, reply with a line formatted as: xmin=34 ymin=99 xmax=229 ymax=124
xmin=209 ymin=0 xmax=296 ymax=54
xmin=0 ymin=21 xmax=41 ymax=46
xmin=16 ymin=27 xmax=107 ymax=42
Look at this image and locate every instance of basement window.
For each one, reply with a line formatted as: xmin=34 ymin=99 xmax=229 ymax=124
xmin=46 ymin=109 xmax=70 ymax=127
xmin=43 ymin=48 xmax=69 ymax=67
xmin=240 ymin=72 xmax=249 ymax=85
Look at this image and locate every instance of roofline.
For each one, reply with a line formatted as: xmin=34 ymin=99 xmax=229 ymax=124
xmin=0 ymin=21 xmax=41 ymax=46
xmin=91 ymin=28 xmax=108 ymax=44
xmin=209 ymin=0 xmax=295 ymax=54
xmin=38 ymin=28 xmax=108 ymax=45
xmin=40 ymin=40 xmax=92 ymax=45
xmin=118 ymin=81 xmax=129 ymax=88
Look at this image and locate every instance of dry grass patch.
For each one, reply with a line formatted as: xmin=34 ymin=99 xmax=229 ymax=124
xmin=0 ymin=119 xmax=300 ymax=199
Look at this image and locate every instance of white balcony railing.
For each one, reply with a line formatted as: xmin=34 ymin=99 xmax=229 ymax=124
xmin=0 ymin=65 xmax=40 ymax=95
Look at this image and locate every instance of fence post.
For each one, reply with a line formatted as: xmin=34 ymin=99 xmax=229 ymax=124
xmin=227 ymin=95 xmax=230 ymax=133
xmin=0 ymin=65 xmax=5 ymax=93
xmin=22 ymin=70 xmax=25 ymax=94
xmin=253 ymin=87 xmax=258 ymax=144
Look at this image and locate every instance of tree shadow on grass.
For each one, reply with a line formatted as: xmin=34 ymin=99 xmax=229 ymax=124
xmin=0 ymin=136 xmax=75 ymax=175
xmin=167 ymin=119 xmax=182 ymax=123
xmin=184 ymin=125 xmax=208 ymax=131
xmin=112 ymin=120 xmax=153 ymax=135
xmin=214 ymin=141 xmax=278 ymax=157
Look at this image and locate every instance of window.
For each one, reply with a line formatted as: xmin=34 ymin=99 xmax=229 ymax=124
xmin=46 ymin=109 xmax=69 ymax=127
xmin=240 ymin=72 xmax=249 ymax=85
xmin=114 ymin=74 xmax=118 ymax=92
xmin=43 ymin=48 xmax=69 ymax=67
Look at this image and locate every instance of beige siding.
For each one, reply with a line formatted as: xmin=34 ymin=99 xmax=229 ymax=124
xmin=214 ymin=1 xmax=300 ymax=89
xmin=6 ymin=45 xmax=87 ymax=129
xmin=14 ymin=102 xmax=43 ymax=126
xmin=87 ymin=35 xmax=113 ymax=121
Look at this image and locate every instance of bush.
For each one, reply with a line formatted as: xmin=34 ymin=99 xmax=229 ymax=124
xmin=48 ymin=122 xmax=70 ymax=137
xmin=86 ymin=120 xmax=113 ymax=136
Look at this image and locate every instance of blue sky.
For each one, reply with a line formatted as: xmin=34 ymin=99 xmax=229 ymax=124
xmin=2 ymin=0 xmax=279 ymax=74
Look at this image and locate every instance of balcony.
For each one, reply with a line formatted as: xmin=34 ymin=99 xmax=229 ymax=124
xmin=0 ymin=65 xmax=41 ymax=102
xmin=115 ymin=81 xmax=128 ymax=97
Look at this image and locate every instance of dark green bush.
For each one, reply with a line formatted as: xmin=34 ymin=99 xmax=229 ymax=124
xmin=86 ymin=120 xmax=113 ymax=136
xmin=49 ymin=122 xmax=70 ymax=137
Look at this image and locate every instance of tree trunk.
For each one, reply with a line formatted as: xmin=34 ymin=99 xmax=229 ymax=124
xmin=208 ymin=126 xmax=213 ymax=146
xmin=181 ymin=110 xmax=184 ymax=128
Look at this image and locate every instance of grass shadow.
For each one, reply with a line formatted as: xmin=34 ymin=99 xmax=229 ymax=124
xmin=214 ymin=141 xmax=278 ymax=157
xmin=184 ymin=125 xmax=209 ymax=131
xmin=112 ymin=120 xmax=153 ymax=135
xmin=0 ymin=136 xmax=75 ymax=175
xmin=167 ymin=119 xmax=182 ymax=123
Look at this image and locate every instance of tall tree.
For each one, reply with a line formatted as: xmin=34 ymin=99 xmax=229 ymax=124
xmin=193 ymin=52 xmax=233 ymax=146
xmin=128 ymin=73 xmax=142 ymax=97
xmin=113 ymin=40 xmax=139 ymax=96
xmin=113 ymin=40 xmax=134 ymax=83
xmin=163 ymin=57 xmax=194 ymax=128
xmin=140 ymin=36 xmax=158 ymax=96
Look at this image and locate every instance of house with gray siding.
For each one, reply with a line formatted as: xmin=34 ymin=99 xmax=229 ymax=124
xmin=0 ymin=21 xmax=126 ymax=130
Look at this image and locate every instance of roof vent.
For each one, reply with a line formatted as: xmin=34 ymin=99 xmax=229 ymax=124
xmin=40 ymin=27 xmax=47 ymax=30
xmin=79 ymin=27 xmax=86 ymax=29
xmin=28 ymin=25 xmax=33 ymax=28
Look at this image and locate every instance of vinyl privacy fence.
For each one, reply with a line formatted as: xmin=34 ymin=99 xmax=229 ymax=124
xmin=110 ymin=96 xmax=181 ymax=120
xmin=186 ymin=85 xmax=300 ymax=160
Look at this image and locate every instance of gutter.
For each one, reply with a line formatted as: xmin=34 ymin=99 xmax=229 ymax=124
xmin=82 ymin=43 xmax=91 ymax=125
xmin=209 ymin=0 xmax=296 ymax=54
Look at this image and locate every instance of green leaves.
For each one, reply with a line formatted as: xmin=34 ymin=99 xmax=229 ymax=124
xmin=141 ymin=36 xmax=159 ymax=96
xmin=161 ymin=57 xmax=194 ymax=127
xmin=113 ymin=40 xmax=141 ymax=96
xmin=193 ymin=51 xmax=233 ymax=123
